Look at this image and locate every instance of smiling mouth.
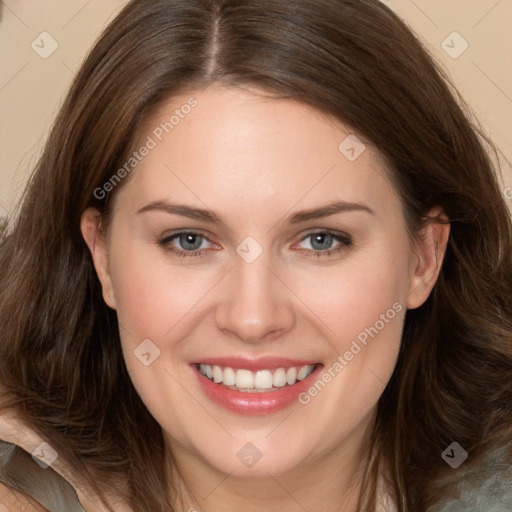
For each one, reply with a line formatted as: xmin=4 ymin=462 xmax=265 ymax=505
xmin=195 ymin=363 xmax=319 ymax=393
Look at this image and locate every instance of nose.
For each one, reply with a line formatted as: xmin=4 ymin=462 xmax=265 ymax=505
xmin=214 ymin=254 xmax=295 ymax=344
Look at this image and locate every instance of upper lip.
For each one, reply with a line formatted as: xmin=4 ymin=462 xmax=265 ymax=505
xmin=191 ymin=356 xmax=321 ymax=371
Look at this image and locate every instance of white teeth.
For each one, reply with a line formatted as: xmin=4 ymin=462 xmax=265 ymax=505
xmin=212 ymin=365 xmax=223 ymax=383
xmin=223 ymin=367 xmax=236 ymax=386
xmin=236 ymin=369 xmax=254 ymax=389
xmin=198 ymin=363 xmax=316 ymax=390
xmin=286 ymin=366 xmax=297 ymax=385
xmin=254 ymin=370 xmax=273 ymax=389
xmin=272 ymin=368 xmax=287 ymax=387
xmin=297 ymin=365 xmax=309 ymax=381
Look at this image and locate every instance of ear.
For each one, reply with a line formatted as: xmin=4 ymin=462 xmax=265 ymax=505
xmin=80 ymin=207 xmax=117 ymax=309
xmin=406 ymin=206 xmax=450 ymax=310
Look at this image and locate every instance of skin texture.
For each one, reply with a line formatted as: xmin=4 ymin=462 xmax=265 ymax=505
xmin=81 ymin=85 xmax=450 ymax=512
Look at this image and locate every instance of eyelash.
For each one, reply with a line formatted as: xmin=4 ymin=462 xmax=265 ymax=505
xmin=158 ymin=230 xmax=352 ymax=259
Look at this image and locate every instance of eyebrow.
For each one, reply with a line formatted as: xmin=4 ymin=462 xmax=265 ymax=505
xmin=136 ymin=199 xmax=374 ymax=225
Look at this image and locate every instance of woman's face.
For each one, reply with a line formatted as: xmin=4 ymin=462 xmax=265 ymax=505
xmin=82 ymin=85 xmax=445 ymax=479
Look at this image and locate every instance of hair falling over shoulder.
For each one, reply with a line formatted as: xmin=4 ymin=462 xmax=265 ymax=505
xmin=0 ymin=1 xmax=511 ymax=511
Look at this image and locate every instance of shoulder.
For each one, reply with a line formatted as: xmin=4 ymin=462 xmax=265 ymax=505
xmin=433 ymin=447 xmax=512 ymax=512
xmin=0 ymin=482 xmax=48 ymax=512
xmin=0 ymin=440 xmax=88 ymax=512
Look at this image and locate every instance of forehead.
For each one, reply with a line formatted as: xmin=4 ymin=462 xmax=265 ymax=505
xmin=115 ymin=85 xmax=399 ymax=220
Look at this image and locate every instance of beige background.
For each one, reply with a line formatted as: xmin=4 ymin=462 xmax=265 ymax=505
xmin=1 ymin=0 xmax=511 ymax=220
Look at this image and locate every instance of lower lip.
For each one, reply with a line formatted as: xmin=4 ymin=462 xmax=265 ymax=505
xmin=192 ymin=364 xmax=323 ymax=415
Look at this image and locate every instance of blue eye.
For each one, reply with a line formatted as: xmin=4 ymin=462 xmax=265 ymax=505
xmin=159 ymin=232 xmax=212 ymax=257
xmin=174 ymin=233 xmax=205 ymax=251
xmin=158 ymin=230 xmax=352 ymax=258
xmin=296 ymin=231 xmax=352 ymax=257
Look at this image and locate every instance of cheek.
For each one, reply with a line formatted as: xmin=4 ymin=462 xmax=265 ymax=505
xmin=106 ymin=242 xmax=222 ymax=422
xmin=287 ymin=243 xmax=408 ymax=415
xmin=287 ymin=252 xmax=407 ymax=456
xmin=108 ymin=241 xmax=216 ymax=340
xmin=289 ymin=245 xmax=409 ymax=349
xmin=107 ymin=244 xmax=210 ymax=439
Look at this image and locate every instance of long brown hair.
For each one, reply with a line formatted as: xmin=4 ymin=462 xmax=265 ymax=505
xmin=1 ymin=1 xmax=511 ymax=510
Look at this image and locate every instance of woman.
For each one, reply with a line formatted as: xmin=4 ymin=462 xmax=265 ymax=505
xmin=0 ymin=0 xmax=511 ymax=511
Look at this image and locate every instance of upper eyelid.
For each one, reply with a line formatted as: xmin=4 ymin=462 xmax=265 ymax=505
xmin=297 ymin=229 xmax=351 ymax=241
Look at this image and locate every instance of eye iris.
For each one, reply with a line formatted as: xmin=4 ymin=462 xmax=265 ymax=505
xmin=311 ymin=233 xmax=333 ymax=251
xmin=179 ymin=233 xmax=202 ymax=251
